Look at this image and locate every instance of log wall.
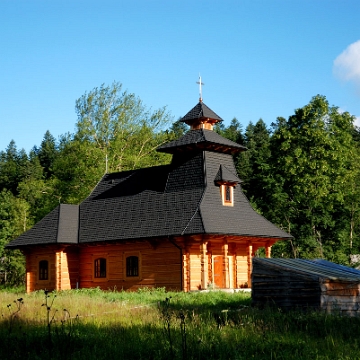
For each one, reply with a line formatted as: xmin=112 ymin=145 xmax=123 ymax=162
xmin=67 ymin=247 xmax=80 ymax=289
xmin=79 ymin=239 xmax=181 ymax=291
xmin=188 ymin=248 xmax=202 ymax=291
xmin=25 ymin=246 xmax=57 ymax=292
xmin=235 ymin=252 xmax=248 ymax=287
xmin=320 ymin=281 xmax=360 ymax=316
xmin=25 ymin=245 xmax=79 ymax=292
xmin=24 ymin=236 xmax=270 ymax=293
xmin=206 ymin=241 xmax=250 ymax=289
xmin=252 ymin=259 xmax=360 ymax=315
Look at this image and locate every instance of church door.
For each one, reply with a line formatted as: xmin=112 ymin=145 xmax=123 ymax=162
xmin=213 ymin=256 xmax=223 ymax=288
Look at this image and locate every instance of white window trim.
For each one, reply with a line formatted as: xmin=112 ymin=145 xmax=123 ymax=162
xmin=220 ymin=184 xmax=234 ymax=207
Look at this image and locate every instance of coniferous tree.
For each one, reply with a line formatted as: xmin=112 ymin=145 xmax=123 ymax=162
xmin=0 ymin=141 xmax=28 ymax=195
xmin=236 ymin=119 xmax=271 ymax=210
xmin=268 ymin=95 xmax=356 ymax=261
xmin=36 ymin=130 xmax=58 ymax=179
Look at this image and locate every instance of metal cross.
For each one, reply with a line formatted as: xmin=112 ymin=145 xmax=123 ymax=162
xmin=196 ymin=75 xmax=204 ymax=102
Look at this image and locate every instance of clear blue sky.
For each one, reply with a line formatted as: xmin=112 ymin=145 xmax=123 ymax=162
xmin=1 ymin=0 xmax=360 ymax=153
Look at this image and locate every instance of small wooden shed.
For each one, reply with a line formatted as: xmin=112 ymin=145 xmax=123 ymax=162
xmin=252 ymin=258 xmax=360 ymax=316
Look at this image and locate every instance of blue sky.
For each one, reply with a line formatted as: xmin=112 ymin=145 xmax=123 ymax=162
xmin=1 ymin=0 xmax=360 ymax=153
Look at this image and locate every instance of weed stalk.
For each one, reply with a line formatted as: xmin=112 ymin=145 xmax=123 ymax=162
xmin=159 ymin=297 xmax=174 ymax=357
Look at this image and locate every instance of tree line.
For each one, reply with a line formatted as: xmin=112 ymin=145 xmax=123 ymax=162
xmin=1 ymin=82 xmax=359 ymax=285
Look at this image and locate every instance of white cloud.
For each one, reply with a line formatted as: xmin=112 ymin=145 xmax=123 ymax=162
xmin=338 ymin=108 xmax=360 ymax=127
xmin=354 ymin=116 xmax=360 ymax=127
xmin=333 ymin=40 xmax=360 ymax=86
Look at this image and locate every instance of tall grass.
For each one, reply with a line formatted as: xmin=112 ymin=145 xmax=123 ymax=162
xmin=0 ymin=288 xmax=359 ymax=359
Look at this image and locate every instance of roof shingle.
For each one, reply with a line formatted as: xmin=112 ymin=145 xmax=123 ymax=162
xmin=180 ymin=102 xmax=223 ymax=123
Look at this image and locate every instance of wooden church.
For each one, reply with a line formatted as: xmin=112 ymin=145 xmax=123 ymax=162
xmin=6 ymin=96 xmax=291 ymax=293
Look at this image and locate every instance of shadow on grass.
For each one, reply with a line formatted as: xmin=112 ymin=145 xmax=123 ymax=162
xmin=2 ymin=290 xmax=360 ymax=360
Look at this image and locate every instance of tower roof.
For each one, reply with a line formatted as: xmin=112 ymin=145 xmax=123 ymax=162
xmin=180 ymin=102 xmax=223 ymax=126
xmin=157 ymin=128 xmax=247 ymax=155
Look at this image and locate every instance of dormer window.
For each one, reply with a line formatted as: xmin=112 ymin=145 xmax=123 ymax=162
xmin=214 ymin=165 xmax=241 ymax=207
xmin=221 ymin=184 xmax=234 ymax=206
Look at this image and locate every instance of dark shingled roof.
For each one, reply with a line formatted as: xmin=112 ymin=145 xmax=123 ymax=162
xmin=157 ymin=129 xmax=247 ymax=155
xmin=180 ymin=102 xmax=223 ymax=123
xmin=6 ymin=204 xmax=79 ymax=248
xmin=6 ymin=100 xmax=292 ymax=249
xmin=77 ymin=150 xmax=290 ymax=243
xmin=7 ymin=150 xmax=290 ymax=248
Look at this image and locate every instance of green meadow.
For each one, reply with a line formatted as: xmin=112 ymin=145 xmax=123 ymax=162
xmin=1 ymin=287 xmax=360 ymax=360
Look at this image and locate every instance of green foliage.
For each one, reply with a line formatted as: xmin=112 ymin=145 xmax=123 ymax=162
xmin=237 ymin=119 xmax=271 ymax=207
xmin=167 ymin=118 xmax=188 ymax=139
xmin=215 ymin=117 xmax=244 ymax=144
xmin=0 ymin=190 xmax=27 ymax=285
xmin=1 ymin=289 xmax=360 ymax=359
xmin=268 ymin=95 xmax=357 ymax=258
xmin=0 ymin=140 xmax=29 ymax=195
xmin=35 ymin=130 xmax=58 ymax=179
xmin=215 ymin=96 xmax=360 ymax=261
xmin=75 ymin=81 xmax=173 ymax=172
xmin=50 ymin=82 xmax=173 ymax=204
xmin=0 ymin=81 xmax=177 ymax=285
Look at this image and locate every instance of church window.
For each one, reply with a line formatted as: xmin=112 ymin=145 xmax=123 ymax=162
xmin=39 ymin=260 xmax=48 ymax=280
xmin=221 ymin=184 xmax=234 ymax=206
xmin=94 ymin=258 xmax=107 ymax=278
xmin=126 ymin=256 xmax=139 ymax=277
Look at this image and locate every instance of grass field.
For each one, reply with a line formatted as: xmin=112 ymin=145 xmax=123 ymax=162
xmin=1 ymin=287 xmax=360 ymax=359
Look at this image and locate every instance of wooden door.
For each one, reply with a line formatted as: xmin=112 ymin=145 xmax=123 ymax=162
xmin=213 ymin=256 xmax=223 ymax=288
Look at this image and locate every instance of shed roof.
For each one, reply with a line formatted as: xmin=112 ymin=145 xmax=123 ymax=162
xmin=253 ymin=258 xmax=360 ymax=282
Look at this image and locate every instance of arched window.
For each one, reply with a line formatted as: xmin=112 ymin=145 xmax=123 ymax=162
xmin=126 ymin=256 xmax=139 ymax=277
xmin=94 ymin=258 xmax=106 ymax=278
xmin=39 ymin=260 xmax=48 ymax=280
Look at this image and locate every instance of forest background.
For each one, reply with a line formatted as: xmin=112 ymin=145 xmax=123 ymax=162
xmin=1 ymin=82 xmax=360 ymax=285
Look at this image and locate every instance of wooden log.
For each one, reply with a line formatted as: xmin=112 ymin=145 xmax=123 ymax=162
xmin=247 ymin=243 xmax=252 ymax=287
xmin=223 ymin=240 xmax=229 ymax=288
xmin=200 ymin=241 xmax=208 ymax=290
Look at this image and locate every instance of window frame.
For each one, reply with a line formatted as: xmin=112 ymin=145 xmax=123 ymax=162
xmin=124 ymin=252 xmax=141 ymax=280
xmin=126 ymin=256 xmax=139 ymax=277
xmin=92 ymin=254 xmax=109 ymax=281
xmin=94 ymin=257 xmax=107 ymax=278
xmin=39 ymin=260 xmax=49 ymax=281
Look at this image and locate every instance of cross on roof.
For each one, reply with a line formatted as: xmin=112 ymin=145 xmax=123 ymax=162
xmin=196 ymin=75 xmax=204 ymax=102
